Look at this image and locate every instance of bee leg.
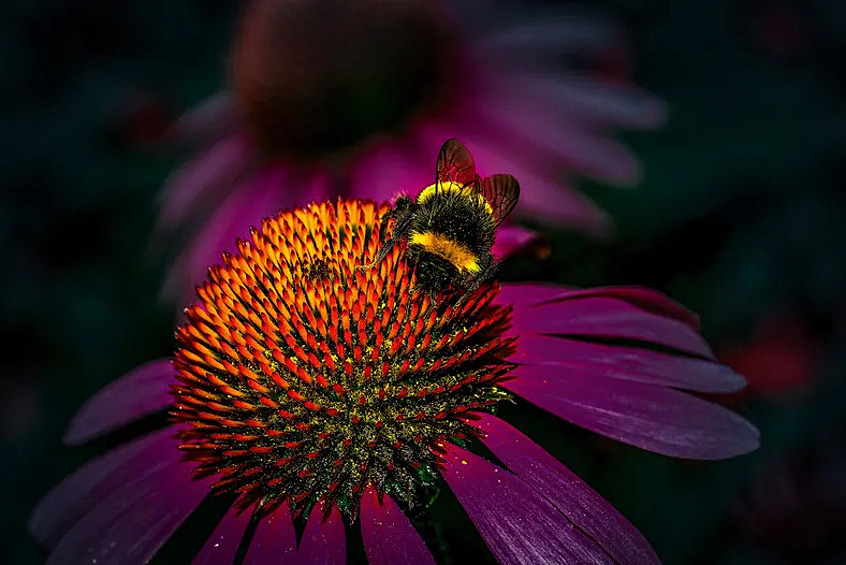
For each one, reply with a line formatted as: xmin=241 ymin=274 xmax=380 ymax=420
xmin=357 ymin=239 xmax=396 ymax=270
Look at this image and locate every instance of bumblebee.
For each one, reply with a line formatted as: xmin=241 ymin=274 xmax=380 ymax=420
xmin=366 ymin=138 xmax=520 ymax=296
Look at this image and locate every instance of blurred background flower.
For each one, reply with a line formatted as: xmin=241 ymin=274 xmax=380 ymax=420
xmin=4 ymin=0 xmax=846 ymax=563
xmin=157 ymin=0 xmax=666 ymax=303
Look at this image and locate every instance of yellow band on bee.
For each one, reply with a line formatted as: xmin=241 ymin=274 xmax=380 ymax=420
xmin=410 ymin=231 xmax=481 ymax=274
xmin=416 ymin=182 xmax=493 ymax=215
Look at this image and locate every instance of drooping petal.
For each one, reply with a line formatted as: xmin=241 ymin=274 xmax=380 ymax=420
xmin=193 ymin=505 xmax=253 ymax=565
xmin=30 ymin=428 xmax=175 ymax=546
xmin=473 ymin=414 xmax=660 ymax=564
xmin=168 ymin=92 xmax=238 ymax=146
xmin=64 ymin=359 xmax=175 ymax=446
xmin=476 ymin=9 xmax=619 ymax=56
xmin=360 ymin=485 xmax=434 ymax=565
xmin=157 ymin=135 xmax=257 ymax=230
xmin=45 ymin=430 xmax=213 ymax=564
xmin=475 ymin=96 xmax=641 ymax=186
xmin=506 ymin=364 xmax=760 ymax=459
xmin=297 ymin=502 xmax=345 ymax=565
xmin=243 ymin=502 xmax=297 ymax=565
xmin=163 ymin=165 xmax=289 ymax=303
xmin=461 ymin=135 xmax=610 ymax=235
xmin=511 ymin=296 xmax=713 ymax=358
xmin=490 ymin=72 xmax=667 ymax=129
xmin=511 ymin=335 xmax=745 ymax=393
xmin=441 ymin=442 xmax=617 ymax=564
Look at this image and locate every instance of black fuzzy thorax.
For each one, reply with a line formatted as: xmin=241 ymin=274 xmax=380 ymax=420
xmin=413 ymin=192 xmax=496 ymax=255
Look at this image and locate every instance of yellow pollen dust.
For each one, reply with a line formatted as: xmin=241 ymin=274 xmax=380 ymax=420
xmin=409 ymin=231 xmax=481 ymax=274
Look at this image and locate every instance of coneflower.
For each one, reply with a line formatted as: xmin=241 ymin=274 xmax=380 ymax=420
xmin=32 ymin=199 xmax=757 ymax=564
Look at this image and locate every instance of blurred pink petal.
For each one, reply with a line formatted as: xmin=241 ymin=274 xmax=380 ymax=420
xmin=156 ymin=0 xmax=664 ymax=304
xmin=41 ymin=431 xmax=213 ymax=564
xmin=492 ymin=224 xmax=542 ymax=260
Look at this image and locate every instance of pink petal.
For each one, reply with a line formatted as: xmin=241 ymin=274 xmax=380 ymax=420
xmin=489 ymin=72 xmax=667 ymax=130
xmin=360 ymin=485 xmax=434 ymax=565
xmin=349 ymin=136 xmax=433 ymax=203
xmin=163 ymin=166 xmax=288 ymax=304
xmin=298 ymin=502 xmax=345 ymax=564
xmin=492 ymin=225 xmax=541 ymax=260
xmin=243 ymin=502 xmax=297 ymax=565
xmin=511 ymin=335 xmax=745 ymax=393
xmin=440 ymin=442 xmax=618 ymax=564
xmin=506 ymin=364 xmax=760 ymax=459
xmin=64 ymin=359 xmax=174 ymax=446
xmin=474 ymin=414 xmax=660 ymax=564
xmin=44 ymin=429 xmax=213 ymax=564
xmin=168 ymin=92 xmax=238 ymax=146
xmin=193 ymin=505 xmax=252 ymax=565
xmin=459 ymin=135 xmax=611 ymax=235
xmin=497 ymin=284 xmax=701 ymax=329
xmin=497 ymin=282 xmax=576 ymax=308
xmin=546 ymin=286 xmax=702 ymax=329
xmin=157 ymin=135 xmax=257 ymax=230
xmin=510 ymin=296 xmax=714 ymax=358
xmin=475 ymin=95 xmax=642 ymax=186
xmin=476 ymin=10 xmax=619 ymax=56
xmin=30 ymin=428 xmax=175 ymax=546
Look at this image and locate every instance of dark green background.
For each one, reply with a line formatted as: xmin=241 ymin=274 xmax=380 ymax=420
xmin=3 ymin=0 xmax=845 ymax=563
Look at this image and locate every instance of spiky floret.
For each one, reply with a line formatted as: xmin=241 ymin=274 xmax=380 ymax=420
xmin=171 ymin=200 xmax=514 ymax=520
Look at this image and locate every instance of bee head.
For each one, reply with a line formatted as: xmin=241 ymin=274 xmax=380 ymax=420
xmin=413 ymin=252 xmax=459 ymax=295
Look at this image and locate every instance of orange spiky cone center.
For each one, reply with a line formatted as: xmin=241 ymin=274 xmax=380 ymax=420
xmin=171 ymin=200 xmax=513 ymax=519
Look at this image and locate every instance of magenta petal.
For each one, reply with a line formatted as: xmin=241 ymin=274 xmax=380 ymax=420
xmin=193 ymin=505 xmax=252 ymax=565
xmin=492 ymin=225 xmax=540 ymax=260
xmin=474 ymin=414 xmax=660 ymax=564
xmin=30 ymin=428 xmax=175 ymax=546
xmin=244 ymin=502 xmax=297 ymax=565
xmin=496 ymin=282 xmax=575 ymax=308
xmin=511 ymin=296 xmax=713 ymax=358
xmin=360 ymin=485 xmax=434 ymax=565
xmin=441 ymin=443 xmax=617 ymax=564
xmin=547 ymin=286 xmax=702 ymax=329
xmin=511 ymin=335 xmax=744 ymax=393
xmin=507 ymin=364 xmax=760 ymax=459
xmin=64 ymin=359 xmax=175 ymax=445
xmin=45 ymin=432 xmax=213 ymax=564
xmin=297 ymin=502 xmax=345 ymax=565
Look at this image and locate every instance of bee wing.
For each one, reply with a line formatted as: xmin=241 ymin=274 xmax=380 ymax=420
xmin=481 ymin=174 xmax=520 ymax=225
xmin=435 ymin=139 xmax=479 ymax=193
